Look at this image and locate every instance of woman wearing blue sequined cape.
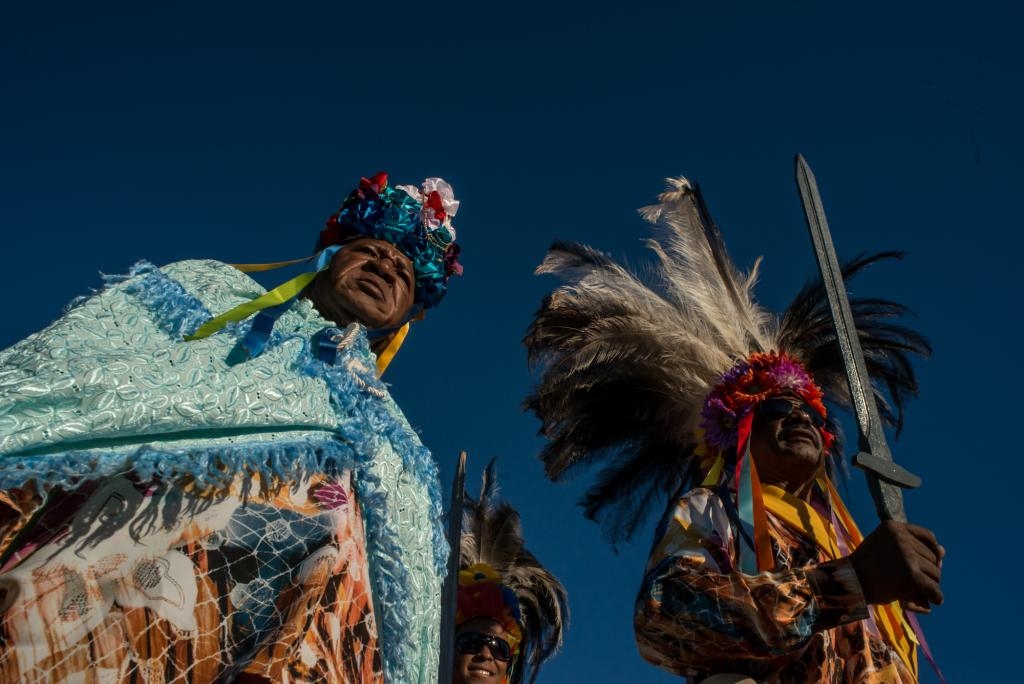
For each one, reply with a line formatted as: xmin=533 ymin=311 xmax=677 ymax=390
xmin=0 ymin=258 xmax=446 ymax=683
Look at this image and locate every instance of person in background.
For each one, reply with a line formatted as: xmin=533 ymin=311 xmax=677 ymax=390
xmin=454 ymin=460 xmax=568 ymax=684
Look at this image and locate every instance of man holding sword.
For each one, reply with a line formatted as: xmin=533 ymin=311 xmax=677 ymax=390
xmin=525 ymin=159 xmax=942 ymax=683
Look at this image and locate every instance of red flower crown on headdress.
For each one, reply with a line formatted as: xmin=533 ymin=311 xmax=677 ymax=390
xmin=700 ymin=351 xmax=836 ymax=455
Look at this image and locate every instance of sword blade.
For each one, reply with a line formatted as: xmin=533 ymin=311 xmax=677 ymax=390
xmin=437 ymin=450 xmax=467 ymax=682
xmin=794 ymin=154 xmax=918 ymax=523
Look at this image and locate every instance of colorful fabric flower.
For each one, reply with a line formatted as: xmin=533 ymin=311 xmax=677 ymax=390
xmin=700 ymin=351 xmax=836 ymax=454
xmin=316 ymin=173 xmax=463 ymax=309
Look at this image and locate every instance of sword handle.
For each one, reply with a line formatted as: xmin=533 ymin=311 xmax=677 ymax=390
xmin=865 ymin=473 xmax=909 ymax=523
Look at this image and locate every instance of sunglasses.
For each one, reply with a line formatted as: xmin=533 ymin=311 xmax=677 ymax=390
xmin=455 ymin=631 xmax=513 ymax=662
xmin=757 ymin=397 xmax=826 ymax=430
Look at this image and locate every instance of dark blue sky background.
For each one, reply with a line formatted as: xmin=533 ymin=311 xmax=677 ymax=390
xmin=2 ymin=3 xmax=1018 ymax=681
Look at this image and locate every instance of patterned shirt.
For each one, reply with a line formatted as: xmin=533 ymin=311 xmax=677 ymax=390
xmin=635 ymin=487 xmax=916 ymax=684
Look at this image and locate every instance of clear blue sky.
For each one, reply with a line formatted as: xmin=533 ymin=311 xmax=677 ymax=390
xmin=2 ymin=3 xmax=1018 ymax=682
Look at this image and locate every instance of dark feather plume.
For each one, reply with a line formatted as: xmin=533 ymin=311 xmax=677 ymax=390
xmin=778 ymin=251 xmax=932 ymax=439
xmin=525 ymin=179 xmax=931 ymax=545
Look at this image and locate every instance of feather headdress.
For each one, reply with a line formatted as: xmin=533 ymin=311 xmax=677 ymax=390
xmin=524 ymin=178 xmax=930 ymax=545
xmin=458 ymin=459 xmax=568 ymax=684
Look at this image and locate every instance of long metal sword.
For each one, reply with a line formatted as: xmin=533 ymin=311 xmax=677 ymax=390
xmin=794 ymin=154 xmax=921 ymax=523
xmin=437 ymin=450 xmax=467 ymax=683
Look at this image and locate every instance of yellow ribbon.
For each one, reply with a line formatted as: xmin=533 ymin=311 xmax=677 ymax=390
xmin=185 ymin=271 xmax=319 ymax=341
xmin=374 ymin=322 xmax=410 ymax=376
xmin=761 ymin=483 xmax=840 ymax=560
xmin=188 ymin=255 xmax=422 ymax=377
xmin=697 ymin=460 xmax=917 ymax=676
xmin=762 ymin=481 xmax=918 ymax=678
xmin=230 ymin=257 xmax=314 ymax=273
xmin=702 ymin=455 xmax=725 ymax=486
xmin=821 ymin=479 xmax=919 ymax=678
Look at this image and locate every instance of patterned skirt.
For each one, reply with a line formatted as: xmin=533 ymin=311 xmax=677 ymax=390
xmin=0 ymin=470 xmax=383 ymax=683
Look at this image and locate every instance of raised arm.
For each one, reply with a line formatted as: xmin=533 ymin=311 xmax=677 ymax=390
xmin=634 ymin=488 xmax=867 ymax=677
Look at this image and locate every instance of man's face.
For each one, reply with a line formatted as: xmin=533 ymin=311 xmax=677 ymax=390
xmin=453 ymin=618 xmax=513 ymax=684
xmin=310 ymin=237 xmax=416 ymax=330
xmin=749 ymin=394 xmax=825 ymax=494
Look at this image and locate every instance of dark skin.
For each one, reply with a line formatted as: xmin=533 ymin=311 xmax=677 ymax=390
xmin=751 ymin=396 xmax=944 ymax=614
xmin=749 ymin=397 xmax=824 ymax=499
xmin=304 ymin=237 xmax=416 ymax=331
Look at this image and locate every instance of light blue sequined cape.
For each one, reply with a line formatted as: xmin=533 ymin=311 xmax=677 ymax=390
xmin=0 ymin=259 xmax=445 ymax=683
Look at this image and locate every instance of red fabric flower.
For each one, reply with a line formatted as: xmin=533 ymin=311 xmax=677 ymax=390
xmin=317 ymin=215 xmax=345 ymax=251
xmin=701 ymin=351 xmax=836 ymax=453
xmin=425 ymin=190 xmax=447 ymax=222
xmin=356 ymin=171 xmax=389 ymax=200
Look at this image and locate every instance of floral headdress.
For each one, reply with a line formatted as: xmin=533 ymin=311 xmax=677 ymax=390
xmin=701 ymin=351 xmax=836 ymax=455
xmin=317 ymin=172 xmax=462 ymax=309
xmin=187 ymin=171 xmax=461 ymax=374
xmin=526 ymin=177 xmax=929 ymax=543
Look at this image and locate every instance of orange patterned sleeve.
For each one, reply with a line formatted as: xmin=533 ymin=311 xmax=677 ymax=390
xmin=634 ymin=488 xmax=868 ymax=678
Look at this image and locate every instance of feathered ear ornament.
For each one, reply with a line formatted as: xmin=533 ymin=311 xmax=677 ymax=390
xmin=525 ymin=178 xmax=930 ymax=546
xmin=458 ymin=459 xmax=569 ymax=684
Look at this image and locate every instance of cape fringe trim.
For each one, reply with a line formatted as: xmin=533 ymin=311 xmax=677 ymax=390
xmin=0 ymin=260 xmax=446 ymax=684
